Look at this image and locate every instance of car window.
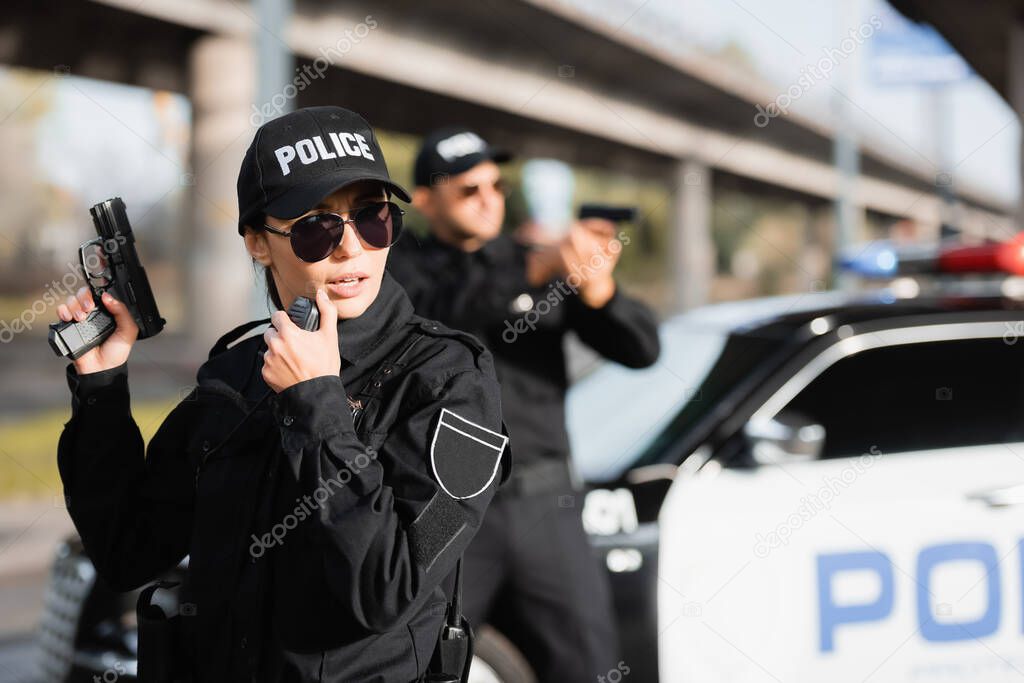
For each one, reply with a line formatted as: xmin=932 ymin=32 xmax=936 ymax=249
xmin=567 ymin=323 xmax=726 ymax=482
xmin=779 ymin=336 xmax=1024 ymax=459
xmin=565 ymin=296 xmax=831 ymax=482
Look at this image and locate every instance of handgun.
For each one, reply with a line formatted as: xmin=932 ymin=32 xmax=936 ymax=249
xmin=577 ymin=204 xmax=638 ymax=223
xmin=48 ymin=197 xmax=166 ymax=360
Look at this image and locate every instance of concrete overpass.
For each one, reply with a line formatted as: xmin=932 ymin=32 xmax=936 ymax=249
xmin=890 ymin=0 xmax=1019 ymax=102
xmin=1 ymin=0 xmax=1014 ymax=349
xmin=889 ymin=0 xmax=1024 ymax=223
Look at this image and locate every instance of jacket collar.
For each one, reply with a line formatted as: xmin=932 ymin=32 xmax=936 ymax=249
xmin=336 ymin=269 xmax=415 ymax=368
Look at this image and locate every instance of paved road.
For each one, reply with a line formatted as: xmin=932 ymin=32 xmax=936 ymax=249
xmin=0 ymin=502 xmax=74 ymax=683
xmin=0 ymin=634 xmax=40 ymax=683
xmin=0 ymin=503 xmax=74 ymax=581
xmin=0 ymin=571 xmax=48 ymax=641
xmin=0 ymin=569 xmax=47 ymax=683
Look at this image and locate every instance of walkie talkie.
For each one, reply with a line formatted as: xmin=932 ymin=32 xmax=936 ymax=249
xmin=287 ymin=296 xmax=319 ymax=331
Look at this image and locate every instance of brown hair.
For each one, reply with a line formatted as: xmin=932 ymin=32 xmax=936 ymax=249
xmin=244 ymin=215 xmax=284 ymax=312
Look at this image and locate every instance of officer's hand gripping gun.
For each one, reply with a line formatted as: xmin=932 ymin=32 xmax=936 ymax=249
xmin=48 ymin=197 xmax=166 ymax=360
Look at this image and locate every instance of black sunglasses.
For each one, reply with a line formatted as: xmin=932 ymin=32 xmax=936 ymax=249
xmin=263 ymin=201 xmax=405 ymax=263
xmin=451 ymin=178 xmax=511 ymax=200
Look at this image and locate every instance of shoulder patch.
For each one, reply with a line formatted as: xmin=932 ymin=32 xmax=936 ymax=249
xmin=430 ymin=408 xmax=508 ymax=499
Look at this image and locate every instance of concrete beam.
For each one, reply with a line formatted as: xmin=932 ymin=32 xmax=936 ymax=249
xmin=0 ymin=0 xmax=199 ymax=93
xmin=84 ymin=0 xmax=1012 ymax=224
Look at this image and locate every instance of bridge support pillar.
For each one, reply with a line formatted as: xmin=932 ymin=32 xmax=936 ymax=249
xmin=670 ymin=159 xmax=714 ymax=311
xmin=184 ymin=35 xmax=259 ymax=352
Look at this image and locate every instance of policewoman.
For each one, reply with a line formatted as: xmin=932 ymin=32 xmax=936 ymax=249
xmin=55 ymin=106 xmax=510 ymax=682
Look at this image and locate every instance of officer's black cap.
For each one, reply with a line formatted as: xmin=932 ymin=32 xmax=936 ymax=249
xmin=236 ymin=106 xmax=411 ymax=235
xmin=413 ymin=127 xmax=512 ymax=187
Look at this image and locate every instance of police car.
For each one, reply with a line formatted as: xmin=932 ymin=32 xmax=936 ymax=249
xmin=569 ymin=236 xmax=1024 ymax=682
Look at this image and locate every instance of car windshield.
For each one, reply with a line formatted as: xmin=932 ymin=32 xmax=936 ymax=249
xmin=566 ymin=293 xmax=850 ymax=482
xmin=566 ymin=317 xmax=725 ymax=482
xmin=565 ymin=295 xmax=776 ymax=482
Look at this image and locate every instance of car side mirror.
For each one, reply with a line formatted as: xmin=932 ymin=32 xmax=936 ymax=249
xmin=743 ymin=410 xmax=825 ymax=465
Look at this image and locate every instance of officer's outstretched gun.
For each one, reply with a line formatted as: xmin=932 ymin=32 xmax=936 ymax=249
xmin=578 ymin=203 xmax=637 ymax=223
xmin=48 ymin=197 xmax=165 ymax=359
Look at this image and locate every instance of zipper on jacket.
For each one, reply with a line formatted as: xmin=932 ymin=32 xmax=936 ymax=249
xmin=194 ymin=440 xmax=212 ymax=491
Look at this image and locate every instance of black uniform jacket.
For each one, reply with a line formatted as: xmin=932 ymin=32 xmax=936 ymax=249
xmin=56 ymin=272 xmax=510 ymax=682
xmin=388 ymin=232 xmax=660 ymax=470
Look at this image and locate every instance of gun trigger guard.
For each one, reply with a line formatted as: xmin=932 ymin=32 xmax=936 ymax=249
xmin=78 ymin=237 xmax=112 ymax=292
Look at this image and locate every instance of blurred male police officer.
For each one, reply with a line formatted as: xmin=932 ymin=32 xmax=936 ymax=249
xmin=387 ymin=127 xmax=660 ymax=682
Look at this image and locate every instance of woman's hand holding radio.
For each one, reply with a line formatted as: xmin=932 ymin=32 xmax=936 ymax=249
xmin=262 ymin=287 xmax=341 ymax=393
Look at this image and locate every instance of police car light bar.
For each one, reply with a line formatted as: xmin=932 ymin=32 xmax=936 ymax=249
xmin=840 ymin=233 xmax=1024 ymax=278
